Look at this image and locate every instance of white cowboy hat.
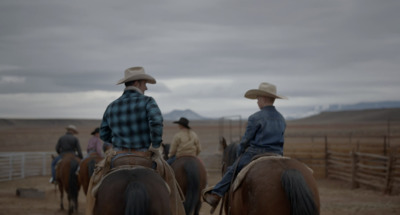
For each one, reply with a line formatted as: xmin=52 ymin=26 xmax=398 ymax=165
xmin=116 ymin=67 xmax=156 ymax=85
xmin=244 ymin=82 xmax=287 ymax=100
xmin=65 ymin=125 xmax=78 ymax=134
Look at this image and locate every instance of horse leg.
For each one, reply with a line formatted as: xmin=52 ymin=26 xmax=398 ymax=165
xmin=59 ymin=184 xmax=64 ymax=210
xmin=68 ymin=196 xmax=73 ymax=215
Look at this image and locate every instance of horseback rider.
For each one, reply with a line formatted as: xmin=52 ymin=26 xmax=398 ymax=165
xmin=50 ymin=125 xmax=83 ymax=184
xmin=86 ymin=127 xmax=104 ymax=158
xmin=203 ymin=82 xmax=287 ymax=213
xmin=167 ymin=117 xmax=201 ymax=164
xmin=85 ymin=66 xmax=185 ymax=215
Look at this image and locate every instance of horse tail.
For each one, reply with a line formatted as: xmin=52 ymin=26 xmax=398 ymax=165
xmin=281 ymin=169 xmax=319 ymax=215
xmin=124 ymin=181 xmax=150 ymax=215
xmin=183 ymin=159 xmax=200 ymax=215
xmin=88 ymin=158 xmax=96 ymax=178
xmin=68 ymin=159 xmax=80 ymax=207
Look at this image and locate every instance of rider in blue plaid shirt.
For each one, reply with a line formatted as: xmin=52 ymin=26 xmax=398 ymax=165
xmin=87 ymin=67 xmax=186 ymax=215
xmin=100 ymin=67 xmax=163 ymax=151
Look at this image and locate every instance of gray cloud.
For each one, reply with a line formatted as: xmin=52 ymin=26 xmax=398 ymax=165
xmin=0 ymin=0 xmax=400 ymax=119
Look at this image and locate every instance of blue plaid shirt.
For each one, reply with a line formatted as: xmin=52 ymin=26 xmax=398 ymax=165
xmin=100 ymin=87 xmax=163 ymax=150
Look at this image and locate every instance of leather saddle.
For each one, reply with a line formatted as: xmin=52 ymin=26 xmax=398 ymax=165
xmin=112 ymin=153 xmax=154 ymax=169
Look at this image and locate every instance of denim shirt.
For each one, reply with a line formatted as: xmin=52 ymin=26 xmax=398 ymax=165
xmin=239 ymin=106 xmax=286 ymax=155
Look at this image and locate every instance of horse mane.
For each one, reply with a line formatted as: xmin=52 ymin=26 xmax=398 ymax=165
xmin=281 ymin=169 xmax=319 ymax=215
xmin=223 ymin=141 xmax=239 ymax=169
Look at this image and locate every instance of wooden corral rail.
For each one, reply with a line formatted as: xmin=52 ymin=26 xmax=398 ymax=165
xmin=326 ymin=150 xmax=353 ymax=182
xmin=0 ymin=152 xmax=53 ymax=182
xmin=326 ymin=149 xmax=400 ymax=194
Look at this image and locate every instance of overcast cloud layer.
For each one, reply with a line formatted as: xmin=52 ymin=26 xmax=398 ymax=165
xmin=1 ymin=0 xmax=399 ymax=119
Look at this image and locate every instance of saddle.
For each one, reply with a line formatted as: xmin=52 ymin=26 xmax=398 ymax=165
xmin=86 ymin=148 xmax=186 ymax=215
xmin=112 ymin=153 xmax=154 ymax=169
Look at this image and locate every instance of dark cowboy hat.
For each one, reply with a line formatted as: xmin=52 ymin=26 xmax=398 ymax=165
xmin=173 ymin=117 xmax=191 ymax=129
xmin=91 ymin=127 xmax=100 ymax=135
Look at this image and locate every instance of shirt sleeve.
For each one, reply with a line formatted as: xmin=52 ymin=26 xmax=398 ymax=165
xmin=100 ymin=107 xmax=113 ymax=143
xmin=55 ymin=138 xmax=61 ymax=154
xmin=238 ymin=114 xmax=259 ymax=153
xmin=147 ymin=97 xmax=163 ymax=148
xmin=194 ymin=132 xmax=201 ymax=155
xmin=75 ymin=138 xmax=83 ymax=159
xmin=168 ymin=133 xmax=180 ymax=158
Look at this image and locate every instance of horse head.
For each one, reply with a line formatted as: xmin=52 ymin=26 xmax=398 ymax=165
xmin=161 ymin=143 xmax=170 ymax=160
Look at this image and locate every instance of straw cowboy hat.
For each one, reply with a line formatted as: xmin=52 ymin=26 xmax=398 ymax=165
xmin=65 ymin=125 xmax=78 ymax=134
xmin=116 ymin=67 xmax=156 ymax=85
xmin=244 ymin=82 xmax=287 ymax=100
xmin=173 ymin=117 xmax=191 ymax=129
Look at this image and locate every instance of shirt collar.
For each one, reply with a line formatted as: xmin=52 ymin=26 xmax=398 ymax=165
xmin=124 ymin=86 xmax=143 ymax=94
xmin=262 ymin=105 xmax=275 ymax=110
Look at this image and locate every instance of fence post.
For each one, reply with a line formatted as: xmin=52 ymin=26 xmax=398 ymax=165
xmin=42 ymin=152 xmax=47 ymax=176
xmin=9 ymin=154 xmax=13 ymax=181
xmin=324 ymin=135 xmax=328 ymax=178
xmin=384 ymin=151 xmax=394 ymax=194
xmin=383 ymin=136 xmax=387 ymax=156
xmin=351 ymin=149 xmax=359 ymax=189
xmin=21 ymin=153 xmax=25 ymax=179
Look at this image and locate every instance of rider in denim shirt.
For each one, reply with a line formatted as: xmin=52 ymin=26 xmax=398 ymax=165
xmin=203 ymin=82 xmax=287 ymax=213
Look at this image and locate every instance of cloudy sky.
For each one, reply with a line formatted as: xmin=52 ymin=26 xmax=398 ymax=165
xmin=1 ymin=0 xmax=399 ymax=120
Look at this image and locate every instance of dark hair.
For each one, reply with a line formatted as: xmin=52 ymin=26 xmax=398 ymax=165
xmin=125 ymin=80 xmax=136 ymax=87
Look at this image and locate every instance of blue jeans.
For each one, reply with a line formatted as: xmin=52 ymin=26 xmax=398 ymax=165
xmin=51 ymin=155 xmax=62 ymax=179
xmin=212 ymin=146 xmax=282 ymax=197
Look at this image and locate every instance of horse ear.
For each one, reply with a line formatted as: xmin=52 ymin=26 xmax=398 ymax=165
xmin=219 ymin=136 xmax=227 ymax=151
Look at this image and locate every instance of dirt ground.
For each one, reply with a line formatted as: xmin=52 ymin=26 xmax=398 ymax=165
xmin=0 ymin=172 xmax=399 ymax=215
xmin=1 ymin=118 xmax=400 ymax=214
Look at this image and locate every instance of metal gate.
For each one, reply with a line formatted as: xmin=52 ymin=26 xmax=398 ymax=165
xmin=218 ymin=115 xmax=243 ymax=144
xmin=0 ymin=152 xmax=53 ymax=182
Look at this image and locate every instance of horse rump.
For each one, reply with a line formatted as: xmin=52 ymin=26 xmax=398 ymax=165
xmin=281 ymin=169 xmax=319 ymax=215
xmin=94 ymin=168 xmax=171 ymax=215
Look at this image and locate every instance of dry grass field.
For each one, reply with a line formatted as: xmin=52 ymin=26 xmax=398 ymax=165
xmin=1 ymin=108 xmax=400 ymax=214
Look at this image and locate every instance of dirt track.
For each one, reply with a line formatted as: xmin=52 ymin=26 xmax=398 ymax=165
xmin=0 ymin=173 xmax=399 ymax=215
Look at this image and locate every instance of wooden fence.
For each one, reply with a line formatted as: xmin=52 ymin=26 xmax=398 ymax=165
xmin=1 ymin=134 xmax=400 ymax=194
xmin=0 ymin=152 xmax=53 ymax=182
xmin=284 ymin=134 xmax=400 ymax=194
xmin=326 ymin=149 xmax=400 ymax=194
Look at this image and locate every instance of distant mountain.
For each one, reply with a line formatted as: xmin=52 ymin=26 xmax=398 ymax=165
xmin=322 ymin=101 xmax=400 ymax=112
xmin=284 ymin=100 xmax=400 ymax=120
xmin=288 ymin=108 xmax=400 ymax=124
xmin=163 ymin=109 xmax=208 ymax=121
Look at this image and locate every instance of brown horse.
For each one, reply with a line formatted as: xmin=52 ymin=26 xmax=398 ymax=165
xmin=78 ymin=153 xmax=103 ymax=195
xmin=162 ymin=143 xmax=207 ymax=215
xmin=55 ymin=153 xmax=81 ymax=215
xmin=219 ymin=137 xmax=320 ymax=215
xmin=93 ymin=167 xmax=172 ymax=215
